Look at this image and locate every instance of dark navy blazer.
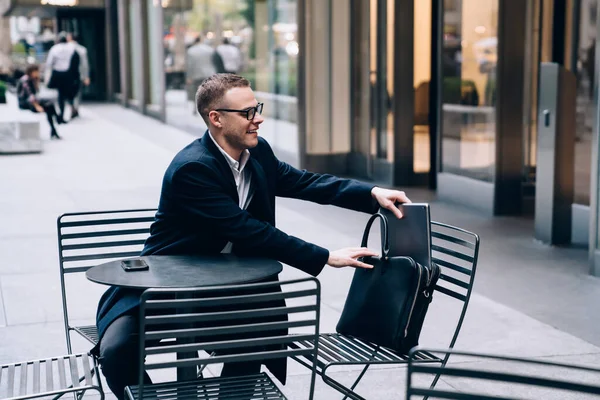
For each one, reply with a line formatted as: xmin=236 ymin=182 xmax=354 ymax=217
xmin=95 ymin=131 xmax=378 ymax=382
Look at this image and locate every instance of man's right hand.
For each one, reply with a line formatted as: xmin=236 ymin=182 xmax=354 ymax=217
xmin=327 ymin=247 xmax=377 ymax=269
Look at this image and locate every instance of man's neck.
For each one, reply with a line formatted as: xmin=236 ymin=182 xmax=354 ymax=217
xmin=208 ymin=131 xmax=242 ymax=162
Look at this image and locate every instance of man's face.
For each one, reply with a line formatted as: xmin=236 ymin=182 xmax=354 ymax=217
xmin=216 ymin=86 xmax=264 ymax=151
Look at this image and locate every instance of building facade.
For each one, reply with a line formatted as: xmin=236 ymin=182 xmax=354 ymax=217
xmin=3 ymin=0 xmax=600 ymax=275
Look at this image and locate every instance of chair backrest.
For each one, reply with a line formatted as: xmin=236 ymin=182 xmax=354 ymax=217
xmin=56 ymin=209 xmax=157 ymax=347
xmin=430 ymin=221 xmax=480 ymax=350
xmin=407 ymin=348 xmax=600 ymax=399
xmin=137 ymin=277 xmax=321 ymax=399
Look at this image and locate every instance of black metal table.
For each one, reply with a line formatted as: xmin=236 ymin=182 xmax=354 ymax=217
xmin=86 ymin=254 xmax=283 ymax=380
xmin=86 ymin=254 xmax=283 ymax=289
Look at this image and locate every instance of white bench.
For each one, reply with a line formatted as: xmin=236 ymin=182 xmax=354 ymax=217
xmin=0 ymin=103 xmax=43 ymax=154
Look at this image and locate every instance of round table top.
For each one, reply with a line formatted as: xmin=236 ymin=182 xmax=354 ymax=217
xmin=86 ymin=254 xmax=283 ymax=289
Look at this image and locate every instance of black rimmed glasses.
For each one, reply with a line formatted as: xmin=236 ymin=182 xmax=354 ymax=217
xmin=214 ymin=102 xmax=264 ymax=120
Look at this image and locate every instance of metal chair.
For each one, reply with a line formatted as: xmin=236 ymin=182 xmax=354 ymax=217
xmin=0 ymin=353 xmax=103 ymax=400
xmin=291 ymin=221 xmax=480 ymax=400
xmin=56 ymin=209 xmax=156 ymax=352
xmin=125 ymin=277 xmax=321 ymax=400
xmin=406 ymin=347 xmax=600 ymax=399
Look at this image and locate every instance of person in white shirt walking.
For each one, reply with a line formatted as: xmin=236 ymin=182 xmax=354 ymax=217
xmin=67 ymin=33 xmax=90 ymax=119
xmin=216 ymin=38 xmax=243 ymax=74
xmin=186 ymin=36 xmax=218 ymax=114
xmin=45 ymin=32 xmax=80 ymax=123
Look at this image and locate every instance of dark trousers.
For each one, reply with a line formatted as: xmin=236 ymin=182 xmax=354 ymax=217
xmin=57 ymin=87 xmax=74 ymax=120
xmin=99 ymin=314 xmax=261 ymax=400
xmin=50 ymin=69 xmax=78 ymax=120
xmin=28 ymin=100 xmax=59 ymax=135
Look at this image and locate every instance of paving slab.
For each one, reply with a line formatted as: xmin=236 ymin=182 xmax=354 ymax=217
xmin=1 ymin=100 xmax=600 ymax=399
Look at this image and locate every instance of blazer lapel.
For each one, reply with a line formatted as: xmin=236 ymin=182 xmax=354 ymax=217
xmin=201 ymin=130 xmax=238 ymax=199
xmin=248 ymin=157 xmax=272 ymax=220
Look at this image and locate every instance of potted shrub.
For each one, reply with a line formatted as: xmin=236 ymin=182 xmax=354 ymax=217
xmin=0 ymin=81 xmax=6 ymax=104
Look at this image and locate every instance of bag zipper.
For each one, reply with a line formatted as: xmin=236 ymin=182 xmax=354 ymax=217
xmin=404 ymin=261 xmax=422 ymax=337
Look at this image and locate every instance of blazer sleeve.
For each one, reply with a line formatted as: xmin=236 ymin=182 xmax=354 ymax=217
xmin=268 ymin=150 xmax=379 ymax=214
xmin=172 ymin=162 xmax=329 ymax=276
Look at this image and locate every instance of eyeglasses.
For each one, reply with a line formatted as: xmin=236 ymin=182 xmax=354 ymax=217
xmin=214 ymin=102 xmax=264 ymax=121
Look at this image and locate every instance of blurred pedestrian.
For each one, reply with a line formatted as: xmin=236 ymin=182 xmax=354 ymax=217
xmin=185 ymin=36 xmax=218 ymax=114
xmin=17 ymin=64 xmax=61 ymax=140
xmin=67 ymin=33 xmax=89 ymax=119
xmin=45 ymin=32 xmax=80 ymax=123
xmin=216 ymin=38 xmax=243 ymax=74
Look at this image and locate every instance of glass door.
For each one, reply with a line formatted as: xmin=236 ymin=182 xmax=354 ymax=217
xmin=56 ymin=9 xmax=107 ymax=101
xmin=350 ymin=0 xmax=394 ymax=181
xmin=371 ymin=0 xmax=395 ymax=163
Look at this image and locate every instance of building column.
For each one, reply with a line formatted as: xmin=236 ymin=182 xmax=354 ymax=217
xmin=0 ymin=17 xmax=12 ymax=76
xmin=117 ymin=0 xmax=130 ymax=106
xmin=493 ymin=0 xmax=527 ymax=215
xmin=300 ymin=0 xmax=351 ymax=174
xmin=105 ymin=0 xmax=115 ymax=100
xmin=392 ymin=0 xmax=415 ymax=186
xmin=128 ymin=0 xmax=147 ymax=111
xmin=588 ymin=4 xmax=600 ymax=277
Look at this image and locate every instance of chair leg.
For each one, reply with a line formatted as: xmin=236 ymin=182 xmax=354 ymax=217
xmin=423 ymin=355 xmax=450 ymax=400
xmin=341 ymin=364 xmax=371 ymax=400
xmin=93 ymin=386 xmax=105 ymax=400
xmin=321 ymin=366 xmax=367 ymax=400
xmin=76 ymin=389 xmax=87 ymax=400
xmin=51 ymin=367 xmax=96 ymax=400
xmin=338 ymin=344 xmax=379 ymax=400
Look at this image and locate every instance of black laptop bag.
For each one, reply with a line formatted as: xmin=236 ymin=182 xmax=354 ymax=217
xmin=336 ymin=212 xmax=441 ymax=353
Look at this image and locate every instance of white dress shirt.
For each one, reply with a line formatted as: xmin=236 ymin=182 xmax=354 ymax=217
xmin=46 ymin=42 xmax=76 ymax=72
xmin=208 ymin=132 xmax=254 ymax=253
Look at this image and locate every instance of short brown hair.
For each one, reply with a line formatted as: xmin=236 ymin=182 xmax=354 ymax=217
xmin=25 ymin=64 xmax=39 ymax=76
xmin=195 ymin=74 xmax=251 ymax=123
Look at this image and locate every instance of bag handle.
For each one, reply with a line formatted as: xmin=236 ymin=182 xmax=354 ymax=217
xmin=360 ymin=212 xmax=390 ymax=259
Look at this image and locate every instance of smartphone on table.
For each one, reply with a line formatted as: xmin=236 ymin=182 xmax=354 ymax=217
xmin=121 ymin=259 xmax=149 ymax=272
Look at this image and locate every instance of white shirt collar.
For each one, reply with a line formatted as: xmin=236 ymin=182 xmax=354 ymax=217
xmin=208 ymin=131 xmax=250 ymax=172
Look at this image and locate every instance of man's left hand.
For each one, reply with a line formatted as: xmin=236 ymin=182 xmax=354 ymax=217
xmin=371 ymin=187 xmax=412 ymax=218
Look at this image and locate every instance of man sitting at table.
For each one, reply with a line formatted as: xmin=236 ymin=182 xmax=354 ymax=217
xmin=94 ymin=73 xmax=411 ymax=399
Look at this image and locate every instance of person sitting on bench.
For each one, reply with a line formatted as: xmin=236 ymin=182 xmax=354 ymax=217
xmin=17 ymin=64 xmax=62 ymax=140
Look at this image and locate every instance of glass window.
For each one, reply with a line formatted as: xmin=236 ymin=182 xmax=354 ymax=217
xmin=110 ymin=0 xmax=121 ymax=95
xmin=368 ymin=0 xmax=394 ymax=162
xmin=441 ymin=0 xmax=498 ymax=182
xmin=161 ymin=0 xmax=299 ymax=164
xmin=146 ymin=0 xmax=163 ymax=106
xmin=163 ymin=1 xmax=191 ymax=130
xmin=129 ymin=0 xmax=142 ymax=103
xmin=574 ymin=0 xmax=597 ymax=205
xmin=414 ymin=0 xmax=431 ymax=173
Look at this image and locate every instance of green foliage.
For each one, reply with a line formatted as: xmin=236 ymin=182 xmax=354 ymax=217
xmin=240 ymin=58 xmax=298 ymax=98
xmin=241 ymin=0 xmax=255 ymax=26
xmin=12 ymin=42 xmax=27 ymax=54
xmin=442 ymin=77 xmax=480 ymax=106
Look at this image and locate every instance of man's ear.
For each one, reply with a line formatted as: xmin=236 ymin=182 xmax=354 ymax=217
xmin=208 ymin=110 xmax=223 ymax=128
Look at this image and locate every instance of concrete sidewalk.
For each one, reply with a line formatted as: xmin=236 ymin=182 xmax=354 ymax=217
xmin=1 ymin=100 xmax=600 ymax=399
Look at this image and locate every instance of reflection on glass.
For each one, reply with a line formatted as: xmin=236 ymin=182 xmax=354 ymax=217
xmin=369 ymin=0 xmax=394 ymax=162
xmin=129 ymin=0 xmax=142 ymax=102
xmin=441 ymin=0 xmax=498 ymax=182
xmin=575 ymin=0 xmax=597 ymax=205
xmin=414 ymin=0 xmax=431 ymax=173
xmin=161 ymin=0 xmax=299 ymax=165
xmin=146 ymin=1 xmax=162 ymax=106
